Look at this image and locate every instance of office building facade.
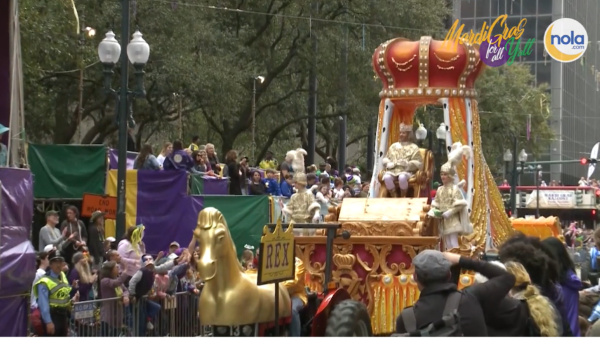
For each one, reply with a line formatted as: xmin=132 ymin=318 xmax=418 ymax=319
xmin=452 ymin=0 xmax=600 ymax=185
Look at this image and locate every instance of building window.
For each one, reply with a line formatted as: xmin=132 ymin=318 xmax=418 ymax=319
xmin=462 ymin=19 xmax=475 ymax=31
xmin=507 ymin=17 xmax=522 ymax=34
xmin=521 ymin=40 xmax=536 ymax=62
xmin=538 ymin=0 xmax=553 ymax=14
xmin=476 ymin=19 xmax=490 ymax=32
xmin=536 ymin=42 xmax=548 ymax=62
xmin=476 ymin=0 xmax=491 ymax=17
xmin=508 ymin=0 xmax=522 ymax=15
xmin=536 ymin=62 xmax=551 ymax=86
xmin=461 ymin=0 xmax=475 ymax=17
xmin=520 ymin=18 xmax=536 ymax=40
xmin=522 ymin=0 xmax=537 ymax=15
xmin=491 ymin=0 xmax=507 ymax=16
xmin=536 ymin=16 xmax=553 ymax=40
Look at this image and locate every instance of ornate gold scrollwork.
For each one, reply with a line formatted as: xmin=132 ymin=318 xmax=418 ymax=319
xmin=295 ymin=237 xmax=441 ymax=334
xmin=295 ymin=244 xmax=325 ymax=290
xmin=332 ymin=244 xmax=364 ymax=301
xmin=337 ymin=221 xmax=419 ymax=237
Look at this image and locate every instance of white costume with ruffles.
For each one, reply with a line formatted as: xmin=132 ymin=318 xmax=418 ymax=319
xmin=381 ymin=124 xmax=423 ymax=193
xmin=429 ymin=143 xmax=473 ymax=250
xmin=281 ymin=150 xmax=321 ymax=235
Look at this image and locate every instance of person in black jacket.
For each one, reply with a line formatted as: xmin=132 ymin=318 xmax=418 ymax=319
xmin=395 ymin=250 xmax=515 ymax=336
xmin=225 ymin=150 xmax=242 ymax=195
xmin=498 ymin=232 xmax=573 ymax=336
xmin=470 ymin=260 xmax=559 ymax=336
xmin=87 ymin=211 xmax=106 ymax=269
xmin=249 ymin=171 xmax=266 ymax=195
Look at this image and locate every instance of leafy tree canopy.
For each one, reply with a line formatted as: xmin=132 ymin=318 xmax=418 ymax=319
xmin=20 ymin=0 xmax=551 ymax=174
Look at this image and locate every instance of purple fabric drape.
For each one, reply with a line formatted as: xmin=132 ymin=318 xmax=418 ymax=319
xmin=108 ymin=149 xmax=138 ymax=170
xmin=202 ymin=177 xmax=228 ymax=195
xmin=135 ymin=171 xmax=204 ymax=253
xmin=0 ymin=168 xmax=36 ymax=337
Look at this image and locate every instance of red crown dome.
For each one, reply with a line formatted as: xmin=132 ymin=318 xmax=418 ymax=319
xmin=372 ymin=36 xmax=485 ymax=100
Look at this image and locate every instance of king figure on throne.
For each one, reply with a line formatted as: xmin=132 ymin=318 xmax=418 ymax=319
xmin=381 ymin=122 xmax=423 ymax=197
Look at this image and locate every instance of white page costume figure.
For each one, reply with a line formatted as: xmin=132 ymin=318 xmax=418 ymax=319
xmin=283 ymin=172 xmax=320 ymax=236
xmin=429 ymin=143 xmax=474 ymax=250
xmin=281 ymin=149 xmax=320 ymax=235
xmin=381 ymin=123 xmax=423 ymax=197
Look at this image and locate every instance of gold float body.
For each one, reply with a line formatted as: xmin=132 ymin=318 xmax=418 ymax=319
xmin=193 ymin=207 xmax=291 ymax=326
xmin=510 ymin=216 xmax=562 ymax=240
xmin=313 ymin=200 xmax=478 ymax=335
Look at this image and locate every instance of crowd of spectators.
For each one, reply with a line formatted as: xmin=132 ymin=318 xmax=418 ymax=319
xmin=130 ymin=136 xmax=370 ymax=204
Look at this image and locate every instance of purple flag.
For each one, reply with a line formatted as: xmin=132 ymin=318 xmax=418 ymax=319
xmin=108 ymin=149 xmax=138 ymax=170
xmin=135 ymin=170 xmax=203 ymax=253
xmin=203 ymin=176 xmax=228 ymax=195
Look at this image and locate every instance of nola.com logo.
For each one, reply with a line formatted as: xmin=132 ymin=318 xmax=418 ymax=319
xmin=544 ymin=18 xmax=588 ymax=63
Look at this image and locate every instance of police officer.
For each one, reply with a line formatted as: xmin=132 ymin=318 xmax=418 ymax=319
xmin=33 ymin=251 xmax=79 ymax=336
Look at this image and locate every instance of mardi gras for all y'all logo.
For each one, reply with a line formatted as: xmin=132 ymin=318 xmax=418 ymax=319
xmin=442 ymin=14 xmax=534 ymax=67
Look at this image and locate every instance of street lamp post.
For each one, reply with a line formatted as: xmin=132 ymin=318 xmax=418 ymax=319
xmin=504 ymin=137 xmax=527 ymax=216
xmin=251 ymin=76 xmax=265 ymax=165
xmin=435 ymin=123 xmax=447 ymax=184
xmin=503 ymin=149 xmax=513 ymax=179
xmin=415 ymin=123 xmax=431 ymax=150
xmin=436 ymin=123 xmax=447 ymax=154
xmin=98 ymin=28 xmax=150 ymax=239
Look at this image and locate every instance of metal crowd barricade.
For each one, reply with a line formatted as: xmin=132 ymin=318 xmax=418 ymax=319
xmin=69 ymin=291 xmax=199 ymax=337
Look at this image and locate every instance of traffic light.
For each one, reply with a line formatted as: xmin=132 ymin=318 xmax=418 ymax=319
xmin=595 ymin=189 xmax=600 ymax=204
xmin=581 ymin=158 xmax=598 ymax=165
xmin=519 ymin=191 xmax=527 ymax=208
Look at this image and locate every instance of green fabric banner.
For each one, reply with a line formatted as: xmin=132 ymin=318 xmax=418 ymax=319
xmin=203 ymin=195 xmax=270 ymax=256
xmin=190 ymin=174 xmax=203 ymax=195
xmin=28 ymin=144 xmax=107 ymax=199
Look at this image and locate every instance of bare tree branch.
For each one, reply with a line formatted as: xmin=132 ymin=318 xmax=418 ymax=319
xmin=245 ymin=0 xmax=292 ymax=47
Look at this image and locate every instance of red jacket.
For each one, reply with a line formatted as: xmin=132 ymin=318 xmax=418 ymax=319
xmin=429 ymin=189 xmax=437 ymax=204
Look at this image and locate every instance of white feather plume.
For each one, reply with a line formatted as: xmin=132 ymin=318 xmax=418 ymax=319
xmin=290 ymin=148 xmax=308 ymax=174
xmin=447 ymin=142 xmax=472 ymax=166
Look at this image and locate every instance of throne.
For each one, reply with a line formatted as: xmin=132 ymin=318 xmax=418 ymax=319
xmin=376 ymin=148 xmax=434 ymax=198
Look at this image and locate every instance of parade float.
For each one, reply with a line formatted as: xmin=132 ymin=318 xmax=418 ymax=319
xmin=191 ymin=35 xmax=544 ymax=337
xmin=297 ymin=36 xmax=518 ymax=335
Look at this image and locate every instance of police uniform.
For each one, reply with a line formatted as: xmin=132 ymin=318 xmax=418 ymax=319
xmin=33 ymin=252 xmax=72 ymax=336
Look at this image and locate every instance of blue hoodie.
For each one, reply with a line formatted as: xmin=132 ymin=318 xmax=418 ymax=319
xmin=280 ymin=180 xmax=293 ymax=198
xmin=264 ymin=177 xmax=281 ymax=196
xmin=591 ymin=247 xmax=599 ymax=270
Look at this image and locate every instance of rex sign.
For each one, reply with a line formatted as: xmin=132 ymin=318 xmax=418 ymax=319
xmin=257 ymin=220 xmax=295 ymax=285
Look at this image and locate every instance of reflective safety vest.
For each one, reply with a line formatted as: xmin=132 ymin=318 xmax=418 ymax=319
xmin=33 ymin=272 xmax=72 ymax=308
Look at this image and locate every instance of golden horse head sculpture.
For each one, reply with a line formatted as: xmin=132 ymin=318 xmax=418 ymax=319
xmin=194 ymin=207 xmax=243 ymax=282
xmin=193 ymin=207 xmax=291 ymax=326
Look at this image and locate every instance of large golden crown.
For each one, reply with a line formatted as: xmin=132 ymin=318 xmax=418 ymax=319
xmin=372 ymin=36 xmax=485 ymax=100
